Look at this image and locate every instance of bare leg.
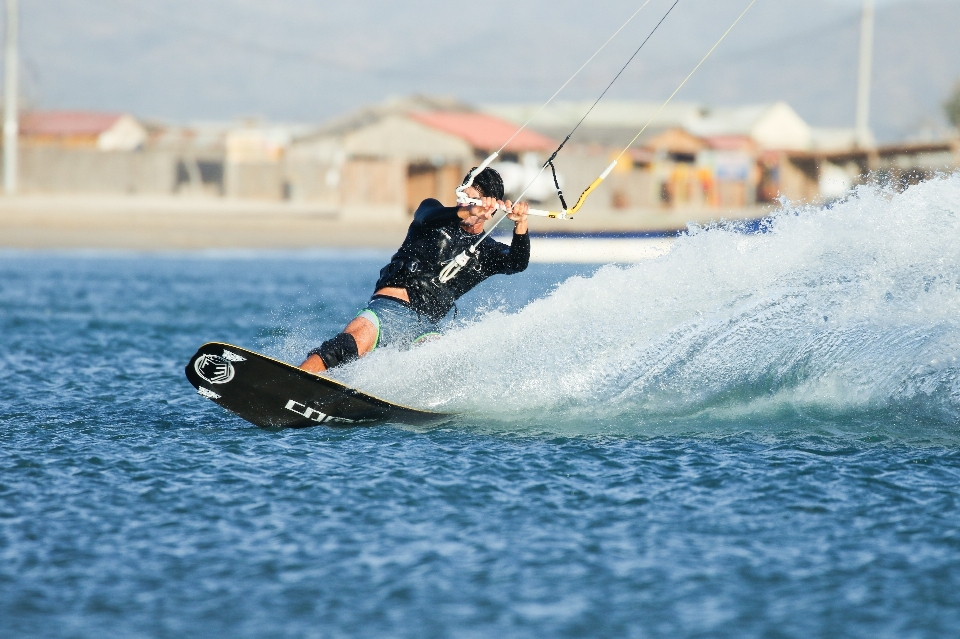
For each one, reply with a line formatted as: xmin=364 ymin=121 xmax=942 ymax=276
xmin=299 ymin=354 xmax=327 ymax=373
xmin=299 ymin=316 xmax=378 ymax=373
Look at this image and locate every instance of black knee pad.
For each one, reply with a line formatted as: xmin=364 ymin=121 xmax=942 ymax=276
xmin=309 ymin=332 xmax=359 ymax=370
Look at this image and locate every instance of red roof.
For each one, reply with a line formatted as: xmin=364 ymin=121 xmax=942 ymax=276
xmin=704 ymin=135 xmax=756 ymax=152
xmin=20 ymin=111 xmax=124 ymax=137
xmin=410 ymin=111 xmax=555 ymax=153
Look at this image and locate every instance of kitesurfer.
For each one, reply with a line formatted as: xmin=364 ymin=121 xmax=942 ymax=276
xmin=300 ymin=167 xmax=530 ymax=372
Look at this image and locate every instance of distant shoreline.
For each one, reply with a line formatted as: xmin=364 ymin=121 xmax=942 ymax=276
xmin=0 ymin=194 xmax=767 ymax=252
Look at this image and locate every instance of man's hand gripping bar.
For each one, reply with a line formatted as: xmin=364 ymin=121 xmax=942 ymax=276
xmin=441 ymin=154 xmax=616 ymax=284
xmin=455 ymin=153 xmax=618 ymax=221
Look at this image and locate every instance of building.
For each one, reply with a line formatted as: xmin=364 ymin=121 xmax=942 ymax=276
xmin=687 ymin=102 xmax=812 ymax=152
xmin=486 ymin=99 xmax=960 ymax=210
xmin=20 ymin=111 xmax=148 ymax=151
xmin=286 ymin=96 xmax=556 ymax=223
xmin=5 ymin=99 xmax=957 ymax=227
xmin=486 ymin=101 xmax=777 ymax=214
xmin=13 ymin=111 xmax=181 ymax=194
xmin=778 ymin=140 xmax=960 ymax=204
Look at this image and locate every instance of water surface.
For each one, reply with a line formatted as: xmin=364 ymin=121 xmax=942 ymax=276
xmin=2 ymin=178 xmax=960 ymax=638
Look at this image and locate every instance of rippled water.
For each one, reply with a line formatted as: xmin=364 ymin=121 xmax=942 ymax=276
xmin=3 ymin=178 xmax=960 ymax=638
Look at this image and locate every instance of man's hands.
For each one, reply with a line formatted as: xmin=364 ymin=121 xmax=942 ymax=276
xmin=458 ymin=196 xmax=499 ymax=228
xmin=458 ymin=194 xmax=529 ymax=235
xmin=506 ymin=200 xmax=529 ymax=235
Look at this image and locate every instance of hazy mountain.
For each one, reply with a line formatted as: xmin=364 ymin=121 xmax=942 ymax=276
xmin=14 ymin=0 xmax=960 ymax=140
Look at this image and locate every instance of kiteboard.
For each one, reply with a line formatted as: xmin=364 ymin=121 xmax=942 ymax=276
xmin=185 ymin=342 xmax=446 ymax=428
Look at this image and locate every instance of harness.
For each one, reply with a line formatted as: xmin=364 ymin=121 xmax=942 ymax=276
xmin=377 ymin=217 xmax=501 ymax=320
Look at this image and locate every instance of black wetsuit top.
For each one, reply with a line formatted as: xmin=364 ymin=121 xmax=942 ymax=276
xmin=374 ymin=198 xmax=530 ymax=321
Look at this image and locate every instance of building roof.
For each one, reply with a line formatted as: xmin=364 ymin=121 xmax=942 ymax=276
xmin=486 ymin=100 xmax=817 ymax=151
xmin=687 ymin=102 xmax=812 ymax=150
xmin=687 ymin=104 xmax=772 ymax=138
xmin=484 ymin=100 xmax=704 ymax=131
xmin=410 ymin=111 xmax=556 ymax=153
xmin=20 ymin=111 xmax=126 ymax=137
xmin=308 ymin=95 xmax=472 ymax=139
xmin=644 ymin=127 xmax=707 ymax=154
xmin=810 ymin=127 xmax=858 ymax=152
xmin=703 ymin=135 xmax=757 ymax=152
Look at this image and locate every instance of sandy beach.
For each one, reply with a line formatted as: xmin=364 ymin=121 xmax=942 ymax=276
xmin=0 ymin=195 xmax=413 ymax=250
xmin=0 ymin=194 xmax=768 ymax=254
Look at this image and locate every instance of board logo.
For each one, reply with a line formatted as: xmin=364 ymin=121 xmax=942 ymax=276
xmin=285 ymin=399 xmax=357 ymax=424
xmin=197 ymin=386 xmax=221 ymax=399
xmin=194 ymin=354 xmax=236 ymax=385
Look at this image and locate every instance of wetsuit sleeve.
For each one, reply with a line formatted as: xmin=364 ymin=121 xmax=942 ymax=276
xmin=480 ymin=232 xmax=530 ymax=275
xmin=412 ymin=198 xmax=461 ymax=227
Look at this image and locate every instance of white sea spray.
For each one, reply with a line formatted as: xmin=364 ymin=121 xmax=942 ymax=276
xmin=336 ymin=175 xmax=960 ymax=428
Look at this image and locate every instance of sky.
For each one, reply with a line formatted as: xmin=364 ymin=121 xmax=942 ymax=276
xmin=10 ymin=0 xmax=960 ymax=140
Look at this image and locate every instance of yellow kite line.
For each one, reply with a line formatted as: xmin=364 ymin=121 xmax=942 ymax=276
xmin=498 ymin=0 xmax=757 ymax=222
xmin=440 ymin=0 xmax=760 ymax=283
xmin=532 ymin=0 xmax=760 ymax=221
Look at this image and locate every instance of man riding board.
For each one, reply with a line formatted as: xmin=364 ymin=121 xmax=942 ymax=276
xmin=300 ymin=167 xmax=530 ymax=373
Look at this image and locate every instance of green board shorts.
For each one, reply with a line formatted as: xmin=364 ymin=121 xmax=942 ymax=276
xmin=356 ymin=295 xmax=441 ymax=351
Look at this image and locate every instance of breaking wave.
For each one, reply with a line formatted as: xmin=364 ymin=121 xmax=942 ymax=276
xmin=335 ymin=174 xmax=960 ymax=432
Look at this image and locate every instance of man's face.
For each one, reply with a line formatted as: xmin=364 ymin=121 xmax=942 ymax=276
xmin=460 ymin=186 xmax=486 ymax=235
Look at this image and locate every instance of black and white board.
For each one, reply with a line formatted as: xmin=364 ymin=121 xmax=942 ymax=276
xmin=185 ymin=342 xmax=446 ymax=428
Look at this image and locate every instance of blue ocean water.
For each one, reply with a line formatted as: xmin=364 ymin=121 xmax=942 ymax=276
xmin=2 ymin=177 xmax=960 ymax=638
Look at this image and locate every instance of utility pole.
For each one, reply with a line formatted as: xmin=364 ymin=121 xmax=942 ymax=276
xmin=3 ymin=0 xmax=17 ymax=194
xmin=855 ymin=0 xmax=875 ymax=149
